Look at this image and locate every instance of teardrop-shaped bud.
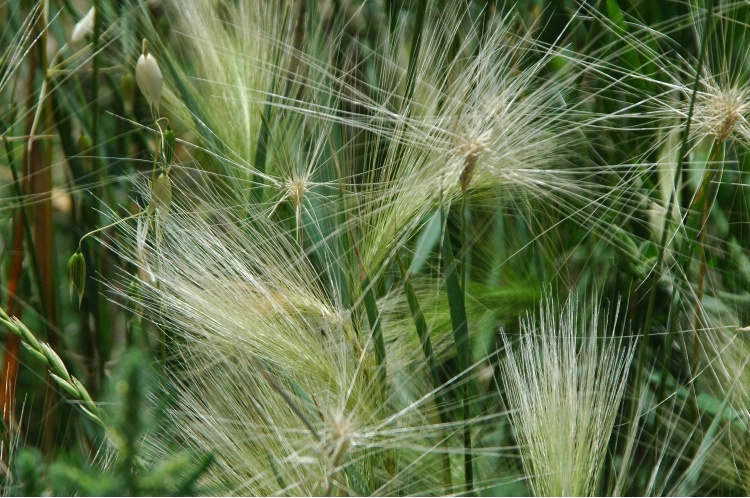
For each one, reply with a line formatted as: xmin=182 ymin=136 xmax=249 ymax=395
xmin=163 ymin=125 xmax=176 ymax=166
xmin=71 ymin=7 xmax=95 ymax=44
xmin=77 ymin=132 xmax=93 ymax=172
xmin=77 ymin=132 xmax=91 ymax=153
xmin=148 ymin=172 xmax=172 ymax=221
xmin=135 ymin=39 xmax=163 ymax=118
xmin=67 ymin=252 xmax=86 ymax=307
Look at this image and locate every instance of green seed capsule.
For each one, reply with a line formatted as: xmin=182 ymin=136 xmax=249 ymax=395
xmin=163 ymin=125 xmax=176 ymax=166
xmin=77 ymin=132 xmax=91 ymax=153
xmin=148 ymin=172 xmax=173 ymax=220
xmin=67 ymin=252 xmax=86 ymax=307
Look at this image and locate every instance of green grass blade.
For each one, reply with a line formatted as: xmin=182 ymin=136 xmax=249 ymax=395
xmin=396 ymin=251 xmax=439 ymax=388
xmin=441 ymin=204 xmax=473 ymax=494
xmin=358 ymin=261 xmax=387 ymax=395
xmin=396 ymin=249 xmax=453 ymax=492
xmin=442 ymin=221 xmax=470 ymax=376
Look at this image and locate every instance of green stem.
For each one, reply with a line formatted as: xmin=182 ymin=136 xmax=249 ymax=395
xmin=639 ymin=0 xmax=714 ymax=418
xmin=690 ymin=142 xmax=723 ymax=379
xmin=0 ymin=121 xmax=49 ymax=336
xmin=441 ymin=194 xmax=473 ymax=494
xmin=395 ymin=249 xmax=452 ymax=493
xmin=77 ymin=211 xmax=146 ymax=252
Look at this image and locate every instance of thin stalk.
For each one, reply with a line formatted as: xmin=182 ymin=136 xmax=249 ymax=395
xmin=256 ymin=367 xmax=321 ymax=443
xmin=382 ymin=0 xmax=429 ymax=181
xmin=691 ymin=142 xmax=724 ymax=380
xmin=34 ymin=3 xmax=62 ymax=456
xmin=0 ymin=119 xmax=47 ymax=340
xmin=77 ymin=211 xmax=146 ymax=253
xmin=395 ymin=250 xmax=452 ymax=493
xmin=91 ymin=0 xmax=112 ymax=388
xmin=92 ymin=0 xmax=101 ymax=150
xmin=440 ymin=194 xmax=473 ymax=494
xmin=350 ymin=233 xmax=387 ymax=396
xmin=639 ymin=0 xmax=714 ymax=414
xmin=656 ymin=141 xmax=722 ymax=410
xmin=402 ymin=0 xmax=427 ymax=112
xmin=639 ymin=2 xmax=715 ymax=478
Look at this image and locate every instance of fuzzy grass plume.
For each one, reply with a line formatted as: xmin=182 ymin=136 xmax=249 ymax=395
xmin=501 ymin=296 xmax=634 ymax=496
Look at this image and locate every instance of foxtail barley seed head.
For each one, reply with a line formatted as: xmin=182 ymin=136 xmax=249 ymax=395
xmin=502 ymin=296 xmax=635 ymax=496
xmin=136 ymin=39 xmax=163 ymax=118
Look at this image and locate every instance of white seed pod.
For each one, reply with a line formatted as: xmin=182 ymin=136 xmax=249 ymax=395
xmin=71 ymin=7 xmax=95 ymax=44
xmin=136 ymin=39 xmax=163 ymax=117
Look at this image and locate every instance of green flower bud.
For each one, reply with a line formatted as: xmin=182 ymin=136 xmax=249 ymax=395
xmin=67 ymin=251 xmax=86 ymax=307
xmin=14 ymin=317 xmax=41 ymax=352
xmin=148 ymin=172 xmax=172 ymax=220
xmin=163 ymin=125 xmax=176 ymax=166
xmin=21 ymin=342 xmax=47 ymax=365
xmin=77 ymin=132 xmax=91 ymax=153
xmin=81 ymin=407 xmax=104 ymax=427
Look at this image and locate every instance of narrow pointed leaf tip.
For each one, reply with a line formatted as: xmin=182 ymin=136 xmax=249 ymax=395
xmin=67 ymin=252 xmax=86 ymax=307
xmin=136 ymin=39 xmax=163 ymax=117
